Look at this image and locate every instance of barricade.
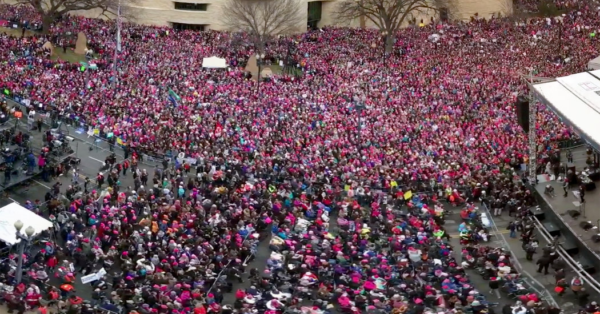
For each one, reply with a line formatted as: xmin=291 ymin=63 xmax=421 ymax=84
xmin=1 ymin=94 xmax=164 ymax=169
xmin=481 ymin=202 xmax=560 ymax=308
xmin=205 ymin=227 xmax=254 ymax=297
xmin=531 ymin=212 xmax=600 ymax=292
xmin=526 ymin=183 xmax=600 ymax=297
xmin=47 ymin=119 xmax=164 ymax=169
xmin=556 ymin=138 xmax=586 ymax=150
xmin=36 ymin=280 xmax=123 ymax=314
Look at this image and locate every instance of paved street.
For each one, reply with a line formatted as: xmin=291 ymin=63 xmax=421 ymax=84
xmin=437 ymin=202 xmax=589 ymax=311
xmin=0 ymin=105 xmax=581 ymax=311
xmin=1 ymin=119 xmax=263 ymax=308
xmin=443 ymin=206 xmax=514 ymax=309
xmin=485 ymin=208 xmax=592 ymax=312
xmin=1 ymin=118 xmax=147 ymax=303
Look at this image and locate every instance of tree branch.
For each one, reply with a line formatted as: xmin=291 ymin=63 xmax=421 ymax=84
xmin=15 ymin=0 xmax=138 ymax=27
xmin=221 ymin=0 xmax=304 ymax=49
xmin=336 ymin=0 xmax=440 ymax=32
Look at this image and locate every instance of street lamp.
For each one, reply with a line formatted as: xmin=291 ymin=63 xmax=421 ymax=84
xmin=284 ymin=40 xmax=295 ymax=76
xmin=558 ymin=22 xmax=563 ymax=57
xmin=355 ymin=101 xmax=366 ymax=150
xmin=255 ymin=53 xmax=266 ymax=94
xmin=14 ymin=220 xmax=35 ymax=285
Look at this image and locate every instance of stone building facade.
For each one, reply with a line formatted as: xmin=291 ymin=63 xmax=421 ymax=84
xmin=6 ymin=0 xmax=514 ymax=31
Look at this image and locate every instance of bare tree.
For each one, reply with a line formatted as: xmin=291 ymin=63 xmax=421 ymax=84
xmin=501 ymin=2 xmax=530 ymax=24
xmin=336 ymin=0 xmax=445 ymax=52
xmin=220 ymin=0 xmax=304 ymax=51
xmin=13 ymin=0 xmax=133 ymax=33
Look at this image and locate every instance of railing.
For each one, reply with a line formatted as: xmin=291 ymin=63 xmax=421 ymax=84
xmin=526 ymin=183 xmax=600 ymax=288
xmin=36 ymin=281 xmax=122 ymax=314
xmin=556 ymin=138 xmax=586 ymax=150
xmin=529 ymin=205 xmax=600 ymax=292
xmin=205 ymin=227 xmax=255 ymax=297
xmin=1 ymin=95 xmax=164 ymax=168
xmin=531 ymin=211 xmax=600 ymax=312
xmin=25 ymin=222 xmax=255 ymax=314
xmin=480 ymin=202 xmax=559 ymax=307
xmin=0 ymin=15 xmax=42 ymax=31
xmin=58 ymin=126 xmax=163 ymax=169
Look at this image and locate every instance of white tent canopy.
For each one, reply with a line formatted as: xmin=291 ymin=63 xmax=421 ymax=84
xmin=589 ymin=56 xmax=600 ymax=70
xmin=532 ymin=69 xmax=600 ymax=152
xmin=202 ymin=56 xmax=227 ymax=69
xmin=0 ymin=203 xmax=53 ymax=245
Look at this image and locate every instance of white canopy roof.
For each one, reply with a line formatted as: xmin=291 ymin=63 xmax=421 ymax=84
xmin=202 ymin=56 xmax=227 ymax=69
xmin=0 ymin=203 xmax=53 ymax=245
xmin=532 ymin=69 xmax=600 ymax=152
xmin=589 ymin=56 xmax=600 ymax=70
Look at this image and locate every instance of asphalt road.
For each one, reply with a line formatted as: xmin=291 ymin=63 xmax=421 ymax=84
xmin=2 ymin=109 xmax=562 ymax=309
xmin=2 ymin=120 xmax=143 ymax=302
xmin=488 ymin=210 xmax=590 ymax=312
xmin=2 ymin=123 xmax=262 ymax=305
xmin=443 ymin=205 xmax=514 ymax=310
xmin=2 ymin=171 xmax=517 ymax=308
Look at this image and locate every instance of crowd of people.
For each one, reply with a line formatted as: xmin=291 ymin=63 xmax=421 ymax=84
xmin=1 ymin=0 xmax=590 ymax=166
xmin=0 ymin=0 xmax=598 ymax=313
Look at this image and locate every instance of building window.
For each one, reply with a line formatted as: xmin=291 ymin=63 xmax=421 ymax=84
xmin=171 ymin=23 xmax=206 ymax=31
xmin=307 ymin=1 xmax=322 ymax=29
xmin=440 ymin=7 xmax=449 ymax=21
xmin=174 ymin=2 xmax=208 ymax=11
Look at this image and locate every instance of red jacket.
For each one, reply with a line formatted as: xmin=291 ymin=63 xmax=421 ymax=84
xmin=47 ymin=256 xmax=58 ymax=268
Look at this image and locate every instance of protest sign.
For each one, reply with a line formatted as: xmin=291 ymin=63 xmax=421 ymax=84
xmin=81 ymin=273 xmax=98 ymax=284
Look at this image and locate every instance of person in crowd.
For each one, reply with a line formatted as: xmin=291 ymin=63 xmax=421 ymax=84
xmin=536 ymin=255 xmax=552 ymax=275
xmin=0 ymin=0 xmax=597 ymax=312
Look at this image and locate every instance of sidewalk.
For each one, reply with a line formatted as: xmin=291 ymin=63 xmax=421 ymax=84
xmin=491 ymin=212 xmax=594 ymax=312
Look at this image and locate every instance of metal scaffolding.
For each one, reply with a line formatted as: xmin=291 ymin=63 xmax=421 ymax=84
xmin=112 ymin=0 xmax=122 ymax=87
xmin=528 ymin=72 xmax=538 ymax=184
xmin=523 ymin=73 xmax=556 ymax=185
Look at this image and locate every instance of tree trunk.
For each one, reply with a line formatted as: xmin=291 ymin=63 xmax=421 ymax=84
xmin=385 ymin=32 xmax=394 ymax=53
xmin=41 ymin=15 xmax=54 ymax=34
xmin=253 ymin=34 xmax=267 ymax=55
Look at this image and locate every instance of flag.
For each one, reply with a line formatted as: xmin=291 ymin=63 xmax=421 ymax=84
xmin=168 ymin=89 xmax=181 ymax=101
xmin=213 ymin=122 xmax=223 ymax=138
xmin=168 ymin=95 xmax=178 ymax=107
xmin=116 ymin=5 xmax=122 ymax=52
xmin=403 ymin=190 xmax=413 ymax=200
xmin=117 ymin=28 xmax=122 ymax=52
xmin=168 ymin=89 xmax=181 ymax=107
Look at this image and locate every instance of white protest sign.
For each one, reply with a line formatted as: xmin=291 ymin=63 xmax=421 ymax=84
xmin=81 ymin=273 xmax=98 ymax=284
xmin=96 ymin=268 xmax=107 ymax=278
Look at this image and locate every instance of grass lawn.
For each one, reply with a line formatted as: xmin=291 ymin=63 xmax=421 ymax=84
xmin=270 ymin=64 xmax=303 ymax=77
xmin=51 ymin=48 xmax=89 ymax=63
xmin=1 ymin=26 xmax=89 ymax=63
xmin=0 ymin=26 xmax=36 ymax=37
